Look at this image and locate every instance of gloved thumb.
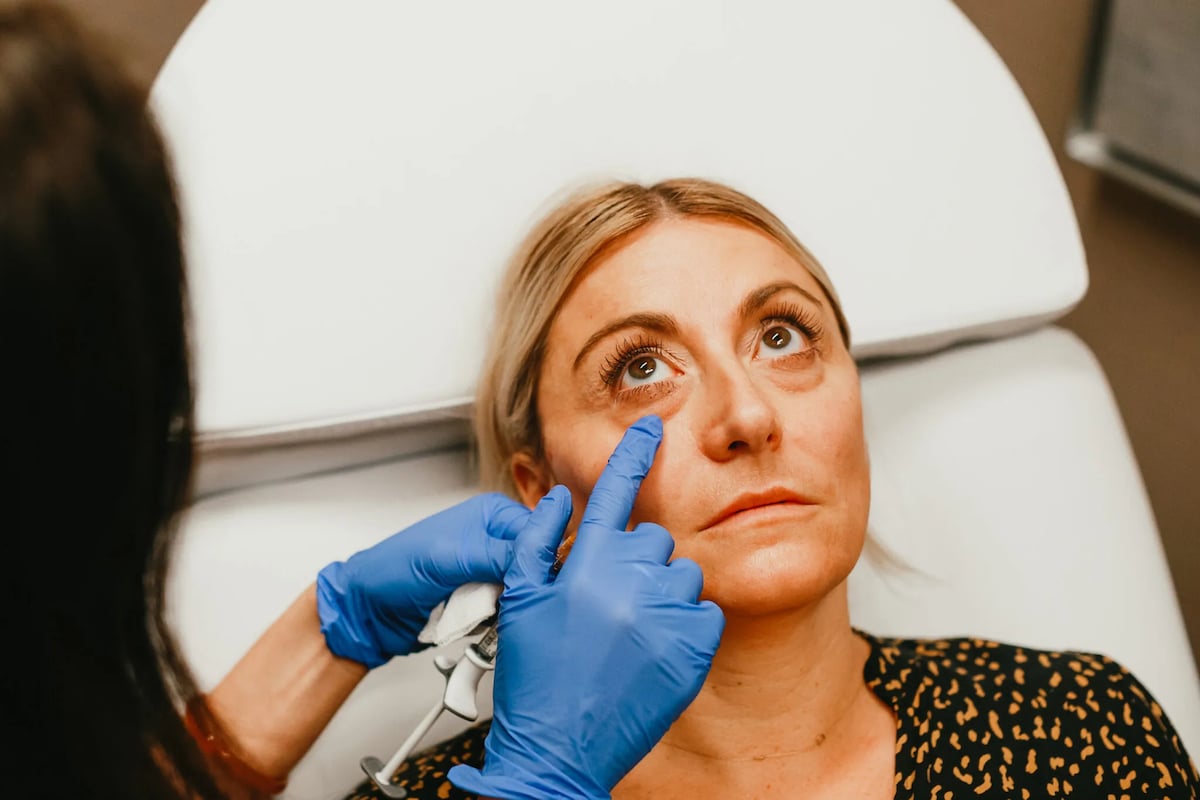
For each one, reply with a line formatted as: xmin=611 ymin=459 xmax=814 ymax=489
xmin=436 ymin=495 xmax=529 ymax=585
xmin=446 ymin=764 xmax=488 ymax=795
xmin=504 ymin=485 xmax=573 ymax=592
xmin=448 ymin=764 xmax=574 ymax=800
xmin=483 ymin=494 xmax=533 ymax=541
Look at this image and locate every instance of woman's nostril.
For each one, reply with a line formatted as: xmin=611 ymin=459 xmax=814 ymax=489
xmin=728 ymin=440 xmax=749 ymax=451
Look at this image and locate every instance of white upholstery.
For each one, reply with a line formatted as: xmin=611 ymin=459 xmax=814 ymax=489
xmin=853 ymin=328 xmax=1200 ymax=748
xmin=150 ymin=1 xmax=1198 ymax=799
xmin=150 ymin=0 xmax=1086 ymax=494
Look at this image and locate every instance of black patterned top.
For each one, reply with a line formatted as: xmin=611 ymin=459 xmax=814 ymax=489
xmin=344 ymin=632 xmax=1199 ymax=799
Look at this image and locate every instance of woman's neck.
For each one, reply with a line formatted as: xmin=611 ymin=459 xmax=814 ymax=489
xmin=616 ymin=583 xmax=897 ymax=799
xmin=657 ymin=581 xmax=868 ymax=762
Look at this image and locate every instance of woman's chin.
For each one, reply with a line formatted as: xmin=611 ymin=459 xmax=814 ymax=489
xmin=701 ymin=582 xmax=843 ymax=618
xmin=683 ymin=535 xmax=861 ymax=616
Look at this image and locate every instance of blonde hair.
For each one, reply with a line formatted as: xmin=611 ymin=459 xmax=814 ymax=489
xmin=475 ymin=177 xmax=852 ymax=494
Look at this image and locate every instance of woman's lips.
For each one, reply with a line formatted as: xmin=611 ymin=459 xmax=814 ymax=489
xmin=701 ymin=489 xmax=817 ymax=531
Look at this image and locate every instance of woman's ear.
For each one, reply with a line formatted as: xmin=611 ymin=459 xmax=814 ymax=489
xmin=511 ymin=451 xmax=554 ymax=510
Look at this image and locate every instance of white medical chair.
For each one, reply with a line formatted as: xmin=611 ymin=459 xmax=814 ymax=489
xmin=151 ymin=2 xmax=1200 ymax=797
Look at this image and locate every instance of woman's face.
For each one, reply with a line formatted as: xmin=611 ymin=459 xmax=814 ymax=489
xmin=518 ymin=217 xmax=870 ymax=615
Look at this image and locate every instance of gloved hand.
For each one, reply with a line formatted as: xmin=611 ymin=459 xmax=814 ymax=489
xmin=449 ymin=416 xmax=726 ymax=800
xmin=316 ymin=494 xmax=529 ymax=668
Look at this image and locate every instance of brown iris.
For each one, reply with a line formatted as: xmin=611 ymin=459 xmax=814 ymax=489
xmin=628 ymin=356 xmax=657 ymax=381
xmin=764 ymin=326 xmax=792 ymax=349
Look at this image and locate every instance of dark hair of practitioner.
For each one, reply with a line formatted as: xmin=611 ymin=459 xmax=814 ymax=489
xmin=0 ymin=5 xmax=243 ymax=798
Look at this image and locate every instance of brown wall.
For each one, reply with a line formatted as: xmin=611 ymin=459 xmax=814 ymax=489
xmin=42 ymin=0 xmax=1200 ymax=669
xmin=954 ymin=0 xmax=1200 ymax=671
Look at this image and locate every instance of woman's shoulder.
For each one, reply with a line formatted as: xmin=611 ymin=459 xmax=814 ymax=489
xmin=864 ymin=630 xmax=1165 ymax=721
xmin=861 ymin=630 xmax=1199 ymax=796
xmin=866 ymin=631 xmax=1127 ymax=686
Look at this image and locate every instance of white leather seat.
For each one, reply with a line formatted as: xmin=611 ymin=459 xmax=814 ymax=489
xmin=152 ymin=1 xmax=1200 ymax=797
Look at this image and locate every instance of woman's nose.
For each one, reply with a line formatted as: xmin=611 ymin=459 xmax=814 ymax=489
xmin=695 ymin=361 xmax=781 ymax=461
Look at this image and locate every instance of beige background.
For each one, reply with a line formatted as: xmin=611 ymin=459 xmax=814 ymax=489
xmin=41 ymin=0 xmax=1200 ymax=670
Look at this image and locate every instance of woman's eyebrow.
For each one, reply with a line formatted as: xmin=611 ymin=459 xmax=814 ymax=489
xmin=739 ymin=281 xmax=824 ymax=318
xmin=569 ymin=283 xmax=821 ymax=372
xmin=572 ymin=312 xmax=679 ymax=371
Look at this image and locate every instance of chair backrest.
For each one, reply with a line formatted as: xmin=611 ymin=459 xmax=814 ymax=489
xmin=151 ymin=2 xmax=1198 ymax=797
xmin=153 ymin=0 xmax=1087 ymax=494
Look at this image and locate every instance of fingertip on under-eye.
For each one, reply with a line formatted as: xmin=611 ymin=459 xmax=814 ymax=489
xmin=630 ymin=414 xmax=663 ymax=439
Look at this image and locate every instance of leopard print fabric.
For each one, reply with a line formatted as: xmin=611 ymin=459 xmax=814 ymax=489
xmin=345 ymin=633 xmax=1198 ymax=799
xmin=870 ymin=635 xmax=1197 ymax=799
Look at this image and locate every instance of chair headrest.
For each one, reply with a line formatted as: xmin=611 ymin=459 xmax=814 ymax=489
xmin=151 ymin=0 xmax=1086 ymax=486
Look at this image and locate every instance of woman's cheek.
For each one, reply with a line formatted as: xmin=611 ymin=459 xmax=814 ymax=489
xmin=626 ymin=437 xmax=686 ymax=533
xmin=547 ymin=427 xmax=681 ymax=562
xmin=544 ymin=439 xmax=610 ymax=561
xmin=818 ymin=379 xmax=869 ymax=486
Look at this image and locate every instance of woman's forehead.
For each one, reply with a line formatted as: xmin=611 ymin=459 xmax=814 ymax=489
xmin=557 ymin=217 xmax=825 ymax=322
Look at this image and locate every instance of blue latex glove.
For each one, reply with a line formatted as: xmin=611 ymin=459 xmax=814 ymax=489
xmin=316 ymin=494 xmax=529 ymax=668
xmin=449 ymin=416 xmax=726 ymax=800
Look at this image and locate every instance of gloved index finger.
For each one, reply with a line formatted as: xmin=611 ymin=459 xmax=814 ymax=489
xmin=579 ymin=415 xmax=663 ymax=531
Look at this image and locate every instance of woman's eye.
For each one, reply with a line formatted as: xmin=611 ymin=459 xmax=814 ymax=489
xmin=758 ymin=323 xmax=808 ymax=358
xmin=621 ymin=354 xmax=671 ymax=388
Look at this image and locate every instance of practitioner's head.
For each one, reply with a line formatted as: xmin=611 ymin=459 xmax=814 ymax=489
xmin=0 ymin=4 xmax=223 ymax=797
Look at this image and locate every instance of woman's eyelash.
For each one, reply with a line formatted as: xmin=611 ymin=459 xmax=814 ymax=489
xmin=599 ymin=337 xmax=669 ymax=388
xmin=761 ymin=302 xmax=825 ymax=345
